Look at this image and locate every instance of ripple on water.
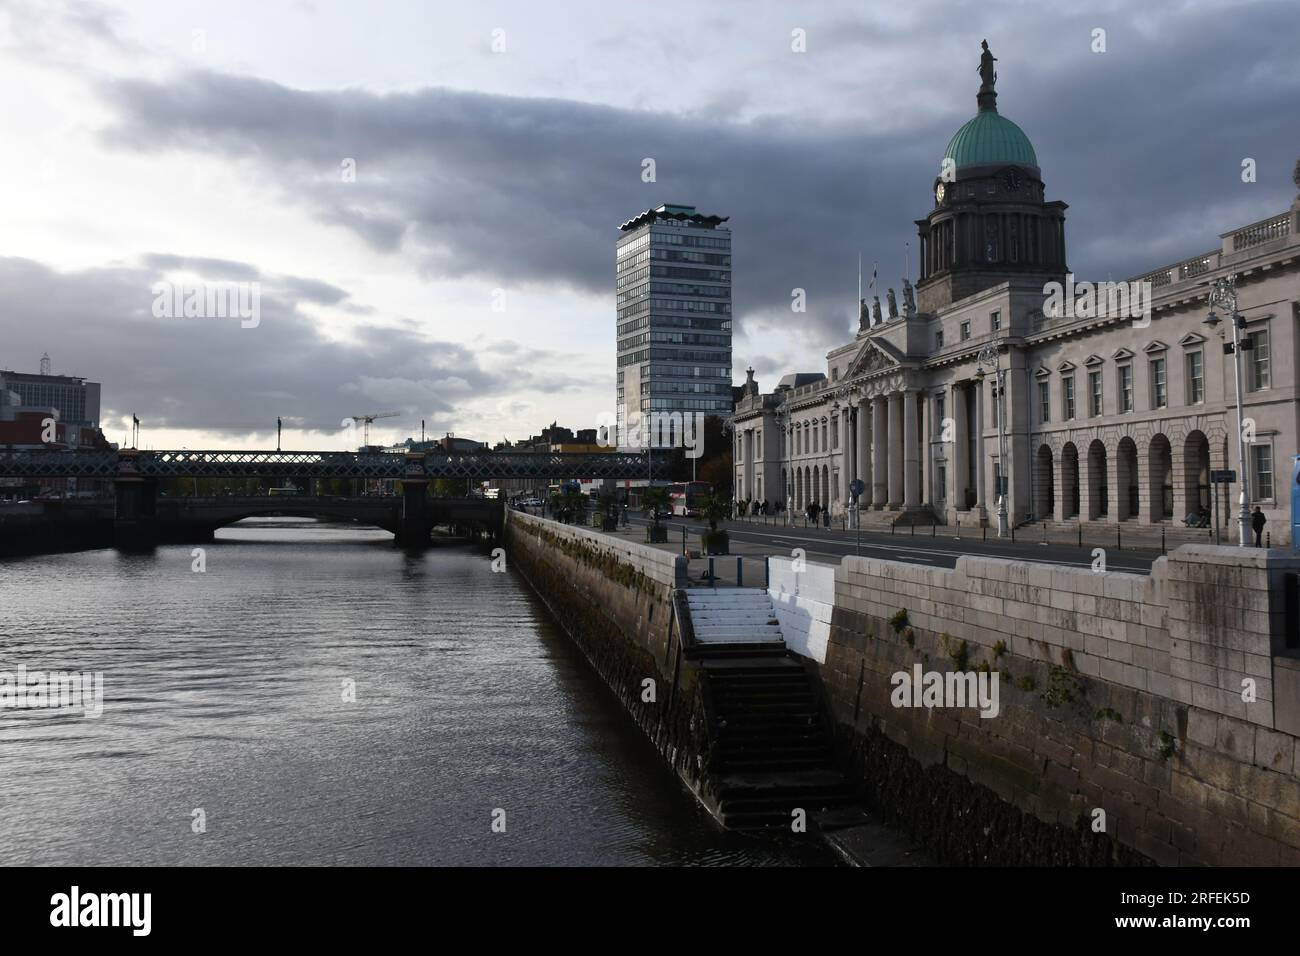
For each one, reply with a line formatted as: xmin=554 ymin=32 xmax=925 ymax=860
xmin=0 ymin=519 xmax=835 ymax=866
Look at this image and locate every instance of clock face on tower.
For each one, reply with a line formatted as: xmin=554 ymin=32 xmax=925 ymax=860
xmin=1002 ymin=169 xmax=1023 ymax=192
xmin=935 ymin=182 xmax=946 ymax=203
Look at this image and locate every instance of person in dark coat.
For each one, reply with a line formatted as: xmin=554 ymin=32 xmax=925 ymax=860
xmin=1251 ymin=506 xmax=1266 ymax=547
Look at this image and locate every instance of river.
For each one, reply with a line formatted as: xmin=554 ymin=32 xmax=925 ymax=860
xmin=0 ymin=518 xmax=834 ymax=866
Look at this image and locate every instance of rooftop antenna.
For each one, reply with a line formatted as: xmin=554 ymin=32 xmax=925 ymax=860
xmin=40 ymin=353 xmax=51 ymax=376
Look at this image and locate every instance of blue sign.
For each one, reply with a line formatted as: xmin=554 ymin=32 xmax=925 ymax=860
xmin=1291 ymin=456 xmax=1300 ymax=553
xmin=850 ymin=479 xmax=865 ymax=498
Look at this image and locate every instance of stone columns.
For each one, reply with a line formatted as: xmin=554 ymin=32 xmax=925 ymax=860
xmin=920 ymin=394 xmax=931 ymax=510
xmin=903 ymin=389 xmax=920 ymax=508
xmin=975 ymin=380 xmax=987 ymax=515
xmin=871 ymin=397 xmax=888 ymax=509
xmin=888 ymin=392 xmax=904 ymax=509
xmin=952 ymin=384 xmax=969 ymax=512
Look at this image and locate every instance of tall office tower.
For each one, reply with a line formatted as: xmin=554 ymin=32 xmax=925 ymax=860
xmin=615 ymin=204 xmax=732 ymax=445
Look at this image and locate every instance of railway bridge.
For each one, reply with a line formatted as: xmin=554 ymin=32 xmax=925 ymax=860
xmin=0 ymin=447 xmax=663 ymax=549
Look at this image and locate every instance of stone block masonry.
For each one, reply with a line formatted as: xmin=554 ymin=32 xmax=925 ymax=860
xmin=812 ymin=543 xmax=1300 ymax=865
xmin=502 ymin=511 xmax=716 ymax=800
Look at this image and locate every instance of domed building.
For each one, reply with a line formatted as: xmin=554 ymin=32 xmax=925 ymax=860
xmin=734 ymin=41 xmax=1300 ymax=544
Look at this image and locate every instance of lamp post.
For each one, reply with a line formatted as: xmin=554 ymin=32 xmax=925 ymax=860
xmin=1205 ymin=274 xmax=1251 ymax=548
xmin=974 ymin=336 xmax=1009 ymax=537
xmin=776 ymin=403 xmax=791 ymax=525
xmin=833 ymin=385 xmax=861 ymax=530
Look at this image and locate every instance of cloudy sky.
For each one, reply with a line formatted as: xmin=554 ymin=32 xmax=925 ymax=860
xmin=1 ymin=0 xmax=1296 ymax=450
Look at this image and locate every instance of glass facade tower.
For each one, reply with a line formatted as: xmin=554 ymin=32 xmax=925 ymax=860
xmin=615 ymin=204 xmax=732 ymax=439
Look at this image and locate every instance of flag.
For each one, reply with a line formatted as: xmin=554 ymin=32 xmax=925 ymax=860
xmin=867 ymin=262 xmax=877 ymax=290
xmin=132 ymin=414 xmax=139 ymax=426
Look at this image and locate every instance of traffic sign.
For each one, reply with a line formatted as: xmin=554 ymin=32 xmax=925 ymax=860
xmin=849 ymin=479 xmax=865 ymax=498
xmin=1211 ymin=469 xmax=1236 ymax=483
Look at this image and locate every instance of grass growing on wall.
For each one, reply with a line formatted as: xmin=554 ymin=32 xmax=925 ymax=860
xmin=515 ymin=515 xmax=658 ymax=596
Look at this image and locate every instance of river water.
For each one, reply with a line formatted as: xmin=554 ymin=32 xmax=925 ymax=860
xmin=0 ymin=518 xmax=833 ymax=866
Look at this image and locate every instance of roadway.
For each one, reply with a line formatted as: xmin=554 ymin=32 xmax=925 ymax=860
xmin=618 ymin=514 xmax=1163 ymax=575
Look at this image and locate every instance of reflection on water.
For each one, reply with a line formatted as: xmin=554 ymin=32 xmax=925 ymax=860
xmin=0 ymin=518 xmax=834 ymax=866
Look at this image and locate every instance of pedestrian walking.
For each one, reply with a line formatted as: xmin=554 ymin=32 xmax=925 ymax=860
xmin=1251 ymin=505 xmax=1266 ymax=547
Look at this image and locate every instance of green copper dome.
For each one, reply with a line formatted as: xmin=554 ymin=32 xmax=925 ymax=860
xmin=944 ymin=109 xmax=1038 ymax=170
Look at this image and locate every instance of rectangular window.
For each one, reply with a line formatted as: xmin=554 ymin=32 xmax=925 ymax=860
xmin=1248 ymin=328 xmax=1271 ymax=391
xmin=812 ymin=427 xmax=818 ymax=454
xmin=1186 ymin=351 xmax=1204 ymax=404
xmin=936 ymin=330 xmax=944 ymax=349
xmin=991 ymin=382 xmax=1000 ymax=428
xmin=1119 ymin=365 xmax=1134 ymax=412
xmin=990 ymin=309 xmax=1001 ymax=332
xmin=822 ymin=423 xmax=828 ymax=451
xmin=1038 ymin=380 xmax=1050 ymax=423
xmin=1063 ymin=376 xmax=1076 ymax=420
xmin=934 ymin=394 xmax=946 ymax=436
xmin=960 ymin=320 xmax=971 ymax=341
xmin=1253 ymin=444 xmax=1274 ymax=501
xmin=1089 ymin=370 xmax=1102 ymax=417
xmin=1151 ymin=357 xmax=1167 ymax=408
xmin=756 ymin=432 xmax=762 ymax=459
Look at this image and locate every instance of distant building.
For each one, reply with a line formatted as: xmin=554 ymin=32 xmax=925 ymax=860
xmin=0 ymin=358 xmax=106 ymax=451
xmin=616 ymin=203 xmax=732 ymax=443
xmin=0 ymin=357 xmax=111 ymax=496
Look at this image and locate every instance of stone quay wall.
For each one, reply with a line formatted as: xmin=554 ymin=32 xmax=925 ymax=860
xmin=813 ymin=544 xmax=1300 ymax=866
xmin=502 ymin=511 xmax=714 ymax=800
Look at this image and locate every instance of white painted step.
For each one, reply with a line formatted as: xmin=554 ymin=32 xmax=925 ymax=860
xmin=687 ymin=589 xmax=786 ymax=645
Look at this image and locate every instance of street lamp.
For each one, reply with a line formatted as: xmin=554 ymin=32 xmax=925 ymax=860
xmin=974 ymin=336 xmax=1009 ymax=537
xmin=1205 ymin=274 xmax=1251 ymax=548
xmin=833 ymin=385 xmax=861 ymax=531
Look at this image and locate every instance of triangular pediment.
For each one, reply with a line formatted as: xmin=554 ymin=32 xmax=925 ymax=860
xmin=1058 ymin=360 xmax=1076 ymax=372
xmin=1035 ymin=366 xmax=1051 ymax=378
xmin=1143 ymin=340 xmax=1168 ymax=353
xmin=1084 ymin=354 xmax=1105 ymax=367
xmin=846 ymin=337 xmax=902 ymax=377
xmin=1179 ymin=332 xmax=1206 ymax=347
xmin=1112 ymin=347 xmax=1134 ymax=361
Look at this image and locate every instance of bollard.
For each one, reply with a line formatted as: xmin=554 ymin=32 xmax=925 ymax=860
xmin=891 ymin=521 xmax=896 ymax=535
xmin=1117 ymin=525 xmax=1122 ymax=552
xmin=764 ymin=555 xmax=770 ymax=589
xmin=982 ymin=526 xmax=987 ymax=543
xmin=955 ymin=516 xmax=960 ymax=541
xmin=708 ymin=557 xmax=715 ymax=586
xmin=737 ymin=556 xmax=743 ymax=587
xmin=1161 ymin=526 xmax=1166 ymax=555
xmin=911 ymin=523 xmax=915 ymax=536
xmin=1078 ymin=523 xmax=1083 ymax=547
xmin=1267 ymin=530 xmax=1272 ymax=549
xmin=932 ymin=522 xmax=936 ymax=537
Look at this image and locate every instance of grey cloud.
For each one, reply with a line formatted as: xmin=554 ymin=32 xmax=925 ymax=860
xmin=92 ymin=1 xmax=1300 ymax=357
xmin=0 ymin=256 xmax=515 ymax=436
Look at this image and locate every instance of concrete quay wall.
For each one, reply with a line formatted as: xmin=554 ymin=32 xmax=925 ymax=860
xmin=806 ymin=544 xmax=1300 ymax=865
xmin=502 ymin=511 xmax=715 ymax=800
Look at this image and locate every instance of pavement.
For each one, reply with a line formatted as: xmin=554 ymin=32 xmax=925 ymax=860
xmin=524 ymin=510 xmax=1175 ymax=586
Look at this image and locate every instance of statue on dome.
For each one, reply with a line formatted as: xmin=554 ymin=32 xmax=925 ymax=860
xmin=978 ymin=40 xmax=997 ymax=94
xmin=886 ymin=288 xmax=898 ymax=319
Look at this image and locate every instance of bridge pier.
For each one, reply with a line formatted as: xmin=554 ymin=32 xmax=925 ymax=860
xmin=114 ymin=476 xmax=158 ymax=551
xmin=396 ymin=468 xmax=432 ymax=547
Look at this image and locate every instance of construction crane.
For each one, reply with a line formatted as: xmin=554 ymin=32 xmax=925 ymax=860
xmin=349 ymin=411 xmax=400 ymax=447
